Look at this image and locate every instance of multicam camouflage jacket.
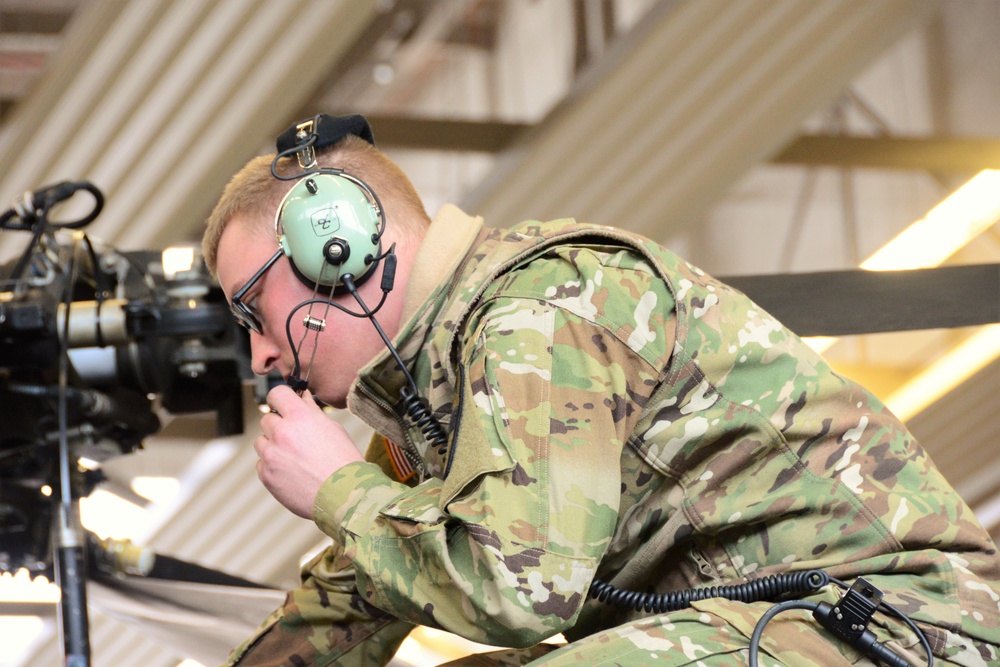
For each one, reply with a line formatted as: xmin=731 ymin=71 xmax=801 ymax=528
xmin=227 ymin=205 xmax=1000 ymax=666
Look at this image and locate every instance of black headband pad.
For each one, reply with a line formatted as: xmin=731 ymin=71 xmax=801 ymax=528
xmin=275 ymin=114 xmax=376 ymax=153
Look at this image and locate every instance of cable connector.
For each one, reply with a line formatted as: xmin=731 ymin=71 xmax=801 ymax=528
xmin=286 ymin=374 xmax=309 ymax=395
xmin=813 ymin=578 xmax=912 ymax=667
xmin=818 ymin=578 xmax=882 ymax=640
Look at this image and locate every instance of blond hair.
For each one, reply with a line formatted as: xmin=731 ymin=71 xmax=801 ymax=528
xmin=202 ymin=134 xmax=429 ymax=275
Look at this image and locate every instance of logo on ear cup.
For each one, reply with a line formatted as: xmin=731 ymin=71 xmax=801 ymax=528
xmin=310 ymin=206 xmax=340 ymax=235
xmin=275 ymin=172 xmax=382 ymax=289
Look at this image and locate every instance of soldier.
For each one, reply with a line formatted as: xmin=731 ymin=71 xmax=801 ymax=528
xmin=202 ymin=114 xmax=1000 ymax=666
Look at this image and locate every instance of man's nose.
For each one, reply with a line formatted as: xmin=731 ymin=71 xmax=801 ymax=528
xmin=249 ymin=331 xmax=280 ymax=376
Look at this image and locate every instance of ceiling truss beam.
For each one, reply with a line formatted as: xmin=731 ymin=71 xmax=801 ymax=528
xmin=773 ymin=134 xmax=1000 ymax=171
xmin=369 ymin=115 xmax=1000 ymax=174
xmin=367 ymin=114 xmax=528 ymax=153
xmin=725 ymin=263 xmax=1000 ymax=337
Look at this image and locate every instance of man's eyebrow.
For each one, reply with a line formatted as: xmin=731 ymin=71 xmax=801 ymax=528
xmin=228 ymin=272 xmax=255 ymax=300
xmin=231 ymin=249 xmax=283 ymax=299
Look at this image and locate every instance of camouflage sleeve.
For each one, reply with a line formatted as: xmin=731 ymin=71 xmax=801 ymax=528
xmin=224 ymin=542 xmax=413 ymax=666
xmin=314 ymin=259 xmax=672 ymax=648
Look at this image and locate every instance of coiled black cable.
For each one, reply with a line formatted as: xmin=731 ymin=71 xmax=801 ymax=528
xmin=345 ymin=274 xmax=447 ymax=476
xmin=591 ymin=571 xmax=931 ymax=666
xmin=400 ymin=385 xmax=448 ymax=454
xmin=588 ymin=569 xmax=829 ymax=614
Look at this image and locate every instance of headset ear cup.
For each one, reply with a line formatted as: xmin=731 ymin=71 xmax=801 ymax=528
xmin=276 ymin=173 xmax=382 ymax=289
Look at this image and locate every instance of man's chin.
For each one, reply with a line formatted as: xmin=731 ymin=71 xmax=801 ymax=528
xmin=309 ymin=384 xmax=347 ymax=410
xmin=324 ymin=395 xmax=348 ymax=410
xmin=283 ymin=374 xmax=347 ymax=409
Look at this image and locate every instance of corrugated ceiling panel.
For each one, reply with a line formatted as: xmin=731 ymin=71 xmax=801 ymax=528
xmin=0 ymin=0 xmax=382 ymax=264
xmin=464 ymin=0 xmax=935 ymax=242
xmin=908 ymin=357 xmax=1000 ymax=519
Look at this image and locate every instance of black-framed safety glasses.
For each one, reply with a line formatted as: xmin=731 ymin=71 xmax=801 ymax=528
xmin=230 ymin=249 xmax=283 ymax=334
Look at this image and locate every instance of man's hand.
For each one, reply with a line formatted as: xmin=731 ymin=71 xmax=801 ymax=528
xmin=255 ymin=385 xmax=364 ymax=519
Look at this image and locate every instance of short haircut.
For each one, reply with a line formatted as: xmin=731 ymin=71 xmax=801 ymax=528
xmin=202 ymin=134 xmax=429 ymax=276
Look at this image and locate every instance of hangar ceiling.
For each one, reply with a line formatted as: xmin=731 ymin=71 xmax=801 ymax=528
xmin=1 ymin=1 xmax=998 ymax=665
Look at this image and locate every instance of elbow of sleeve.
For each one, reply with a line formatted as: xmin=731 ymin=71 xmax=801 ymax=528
xmin=475 ymin=622 xmax=567 ymax=650
xmin=458 ymin=594 xmax=580 ymax=649
xmin=459 ymin=559 xmax=595 ymax=647
xmin=512 ymin=629 xmax=567 ymax=650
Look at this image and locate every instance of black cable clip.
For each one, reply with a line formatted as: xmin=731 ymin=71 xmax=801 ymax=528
xmin=813 ymin=578 xmax=913 ymax=667
xmin=272 ymin=113 xmax=376 ymax=180
xmin=290 ymin=118 xmax=318 ymax=170
xmin=286 ymin=374 xmax=308 ymax=395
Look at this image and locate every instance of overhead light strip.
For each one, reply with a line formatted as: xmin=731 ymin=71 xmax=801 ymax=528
xmin=802 ymin=169 xmax=1000 ymax=420
xmin=861 ymin=169 xmax=1000 ymax=270
xmin=883 ymin=323 xmax=1000 ymax=421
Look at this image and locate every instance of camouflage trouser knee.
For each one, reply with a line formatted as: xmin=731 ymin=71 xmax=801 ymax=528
xmin=439 ymin=605 xmax=870 ymax=666
xmin=439 ymin=599 xmax=999 ymax=666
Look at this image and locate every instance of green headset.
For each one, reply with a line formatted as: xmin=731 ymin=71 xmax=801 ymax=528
xmin=271 ymin=113 xmax=446 ymax=465
xmin=271 ymin=114 xmax=387 ymax=294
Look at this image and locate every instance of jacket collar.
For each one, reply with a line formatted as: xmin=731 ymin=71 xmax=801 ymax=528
xmin=400 ymin=204 xmax=484 ymax=324
xmin=346 ymin=205 xmax=484 ymax=444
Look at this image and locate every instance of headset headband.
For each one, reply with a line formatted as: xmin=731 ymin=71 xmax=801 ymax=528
xmin=271 ymin=114 xmax=385 ymax=292
xmin=276 ymin=114 xmax=374 ymax=169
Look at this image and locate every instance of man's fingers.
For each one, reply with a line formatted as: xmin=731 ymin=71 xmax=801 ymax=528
xmin=258 ymin=411 xmax=279 ymax=438
xmin=253 ymin=433 xmax=268 ymax=457
xmin=266 ymin=384 xmax=292 ymax=413
xmin=267 ymin=383 xmax=310 ymax=416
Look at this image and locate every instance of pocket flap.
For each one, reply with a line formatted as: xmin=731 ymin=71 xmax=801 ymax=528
xmin=441 ymin=361 xmax=516 ymax=507
xmin=379 ymin=483 xmax=448 ymax=525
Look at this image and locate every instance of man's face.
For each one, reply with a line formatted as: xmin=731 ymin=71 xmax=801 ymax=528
xmin=215 ymin=214 xmax=390 ymax=408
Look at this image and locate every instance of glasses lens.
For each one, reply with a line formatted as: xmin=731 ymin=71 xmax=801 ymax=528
xmin=230 ymin=298 xmax=261 ymax=334
xmin=228 ymin=249 xmax=284 ymax=335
